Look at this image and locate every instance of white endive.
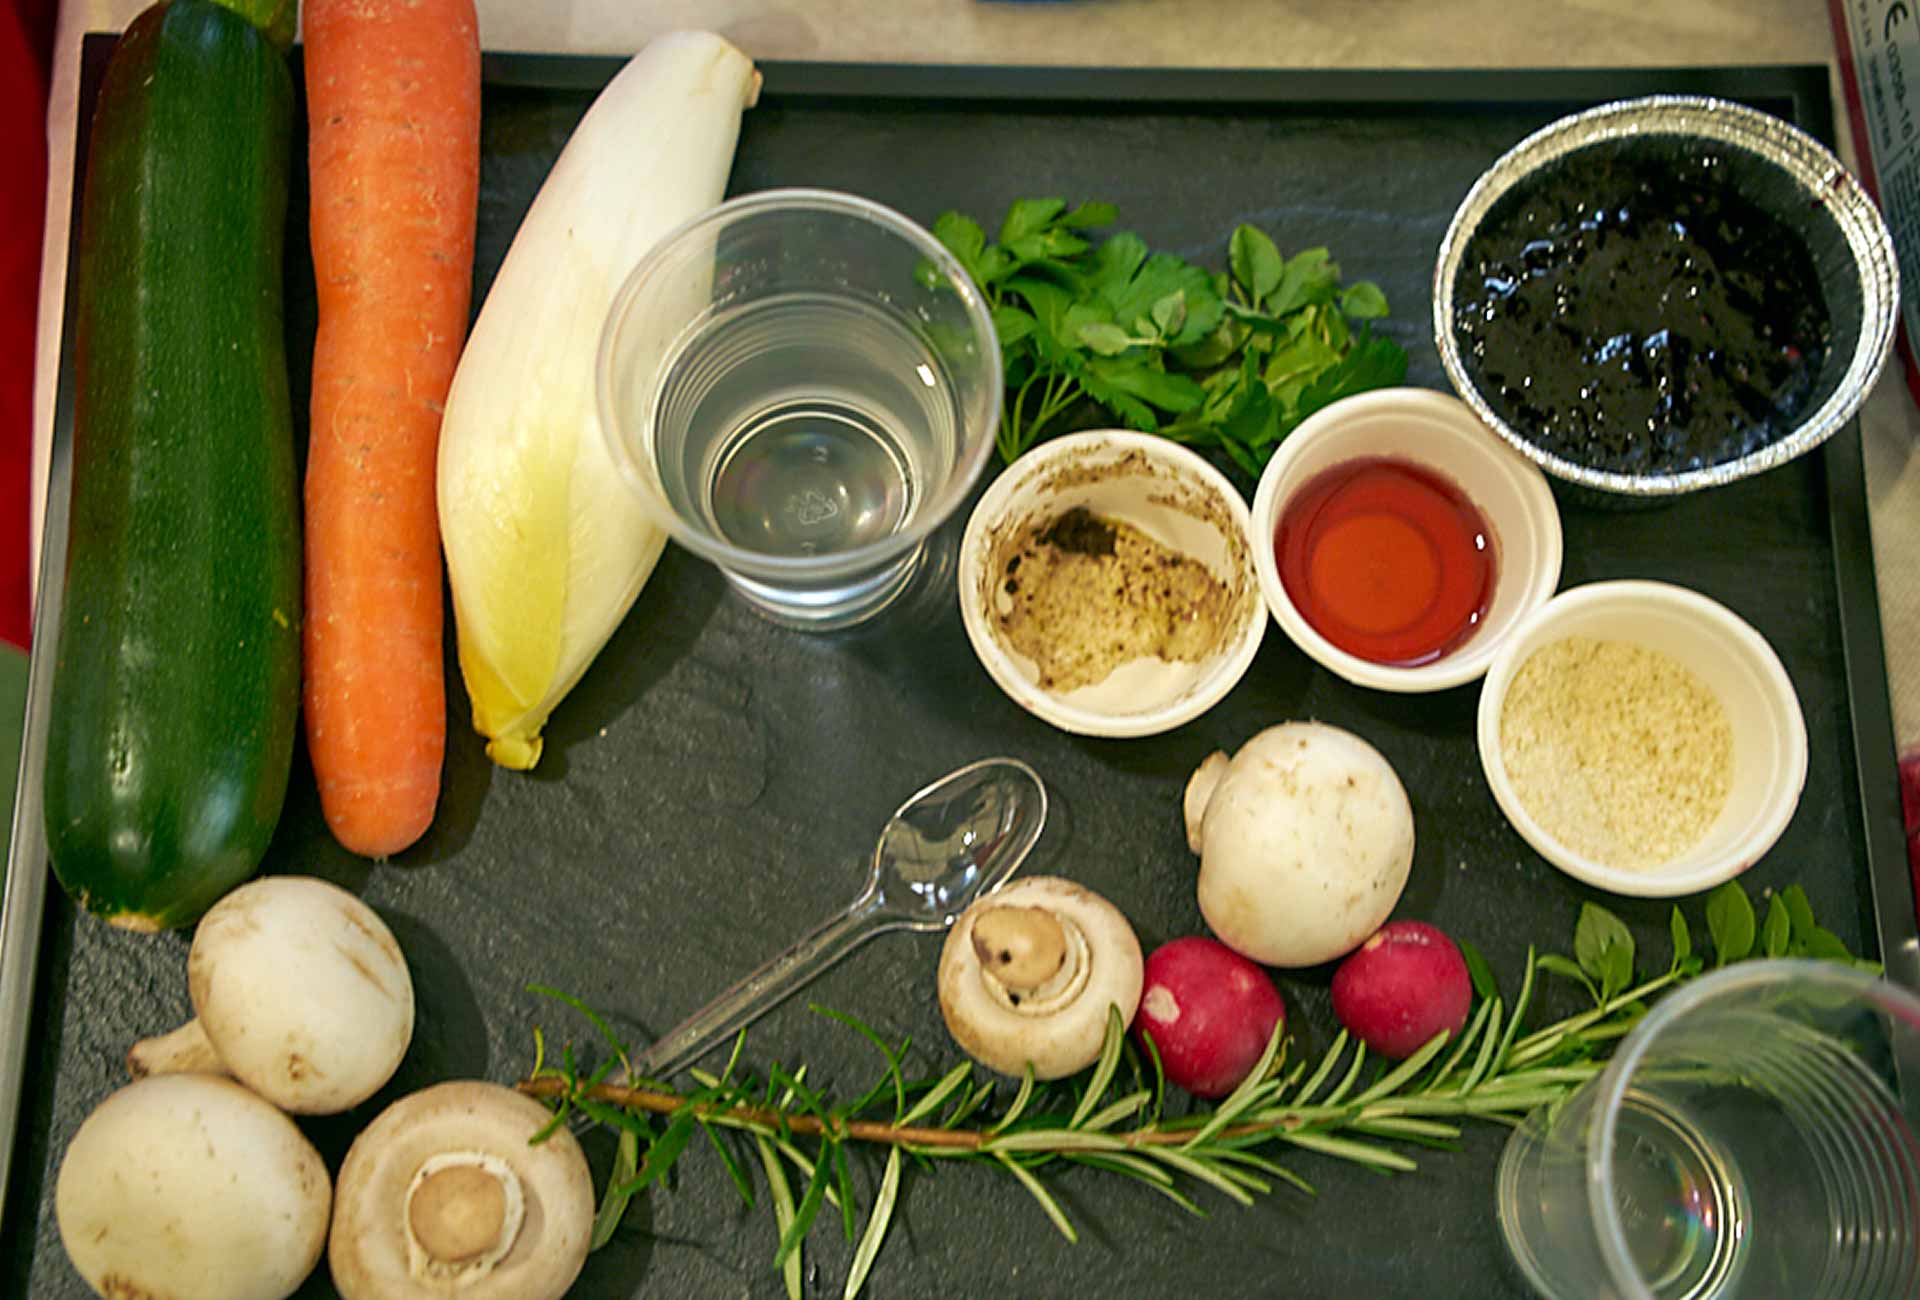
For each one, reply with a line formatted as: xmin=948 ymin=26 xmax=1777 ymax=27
xmin=438 ymin=31 xmax=759 ymax=769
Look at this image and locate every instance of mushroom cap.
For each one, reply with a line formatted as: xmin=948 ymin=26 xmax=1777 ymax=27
xmin=189 ymin=875 xmax=415 ymax=1114
xmin=938 ymin=875 xmax=1144 ymax=1080
xmin=56 ymin=1073 xmax=330 ymax=1300
xmin=1193 ymin=722 xmax=1414 ymax=967
xmin=329 ymin=1080 xmax=595 ymax=1300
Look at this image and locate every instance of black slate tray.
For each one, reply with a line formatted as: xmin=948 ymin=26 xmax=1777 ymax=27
xmin=3 ymin=47 xmax=1913 ymax=1299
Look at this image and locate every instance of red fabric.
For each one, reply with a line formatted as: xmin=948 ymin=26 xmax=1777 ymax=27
xmin=0 ymin=0 xmax=54 ymax=652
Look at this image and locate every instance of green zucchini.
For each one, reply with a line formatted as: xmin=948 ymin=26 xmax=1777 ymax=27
xmin=44 ymin=0 xmax=300 ymax=931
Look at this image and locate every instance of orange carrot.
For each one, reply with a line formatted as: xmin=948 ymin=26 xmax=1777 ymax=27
xmin=303 ymin=0 xmax=479 ymax=857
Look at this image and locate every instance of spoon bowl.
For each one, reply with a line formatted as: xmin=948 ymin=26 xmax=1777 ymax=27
xmin=868 ymin=756 xmax=1048 ymax=930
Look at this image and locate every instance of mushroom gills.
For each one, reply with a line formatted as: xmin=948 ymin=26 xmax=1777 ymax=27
xmin=404 ymin=1151 xmax=526 ymax=1285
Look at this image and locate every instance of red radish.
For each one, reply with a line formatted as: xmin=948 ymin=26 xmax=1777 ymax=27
xmin=1330 ymin=920 xmax=1472 ymax=1059
xmin=1134 ymin=937 xmax=1285 ymax=1099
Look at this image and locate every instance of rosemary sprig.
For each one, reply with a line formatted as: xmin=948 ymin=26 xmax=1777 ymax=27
xmin=520 ymin=880 xmax=1872 ymax=1299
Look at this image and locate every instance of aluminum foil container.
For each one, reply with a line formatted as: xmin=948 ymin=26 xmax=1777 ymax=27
xmin=1432 ymin=95 xmax=1899 ymax=499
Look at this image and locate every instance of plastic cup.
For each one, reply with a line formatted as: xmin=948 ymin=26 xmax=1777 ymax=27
xmin=598 ymin=188 xmax=1002 ymax=631
xmin=1497 ymin=959 xmax=1920 ymax=1300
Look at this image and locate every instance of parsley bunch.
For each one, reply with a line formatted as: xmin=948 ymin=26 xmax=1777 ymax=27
xmin=925 ymin=198 xmax=1409 ymax=482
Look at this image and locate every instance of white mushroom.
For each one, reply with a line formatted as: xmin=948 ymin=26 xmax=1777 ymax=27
xmin=128 ymin=875 xmax=414 ymax=1115
xmin=329 ymin=1080 xmax=595 ymax=1300
xmin=938 ymin=875 xmax=1144 ymax=1080
xmin=56 ymin=1073 xmax=331 ymax=1300
xmin=1188 ymin=721 xmax=1415 ymax=967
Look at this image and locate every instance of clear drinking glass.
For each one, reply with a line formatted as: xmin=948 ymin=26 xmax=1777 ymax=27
xmin=1497 ymin=959 xmax=1920 ymax=1300
xmin=597 ymin=188 xmax=1002 ymax=630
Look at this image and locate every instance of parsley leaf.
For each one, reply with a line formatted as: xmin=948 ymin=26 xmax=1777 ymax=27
xmin=930 ymin=197 xmax=1409 ymax=479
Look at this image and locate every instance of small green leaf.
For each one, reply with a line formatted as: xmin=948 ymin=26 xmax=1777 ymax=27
xmin=1084 ymin=357 xmax=1207 ymax=414
xmin=1781 ymin=885 xmax=1820 ymax=946
xmin=1537 ymin=954 xmax=1601 ymax=1004
xmin=1457 ymin=939 xmax=1498 ymax=1002
xmin=1574 ymin=904 xmax=1635 ymax=999
xmin=991 ymin=306 xmax=1036 ymax=349
xmin=1078 ymin=321 xmax=1136 ymax=356
xmin=1706 ymin=882 xmax=1757 ymax=966
xmin=1799 ymin=926 xmax=1858 ymax=963
xmin=1339 ymin=280 xmax=1390 ymax=319
xmin=1763 ymin=894 xmax=1792 ymax=958
xmin=1669 ymin=907 xmax=1692 ymax=967
xmin=1229 ymin=225 xmax=1285 ymax=303
xmin=932 ymin=211 xmax=987 ymax=275
xmin=1150 ymin=289 xmax=1189 ymax=338
xmin=999 ymin=197 xmax=1067 ymax=245
xmin=1058 ymin=199 xmax=1119 ymax=228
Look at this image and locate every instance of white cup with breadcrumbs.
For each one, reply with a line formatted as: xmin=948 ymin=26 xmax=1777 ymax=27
xmin=1475 ymin=580 xmax=1807 ymax=897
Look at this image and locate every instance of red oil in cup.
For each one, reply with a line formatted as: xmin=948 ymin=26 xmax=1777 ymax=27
xmin=1275 ymin=456 xmax=1493 ymax=667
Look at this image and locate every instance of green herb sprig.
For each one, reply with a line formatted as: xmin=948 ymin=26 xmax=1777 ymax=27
xmin=921 ymin=198 xmax=1408 ymax=481
xmin=521 ymin=880 xmax=1874 ymax=1300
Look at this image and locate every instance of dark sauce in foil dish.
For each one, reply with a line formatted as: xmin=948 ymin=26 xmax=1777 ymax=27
xmin=1451 ymin=141 xmax=1833 ymax=476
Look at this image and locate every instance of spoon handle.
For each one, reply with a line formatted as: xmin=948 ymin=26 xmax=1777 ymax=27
xmin=626 ymin=891 xmax=892 ymax=1086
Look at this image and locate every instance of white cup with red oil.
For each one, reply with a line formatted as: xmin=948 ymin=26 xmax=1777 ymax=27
xmin=1249 ymin=387 xmax=1562 ymax=692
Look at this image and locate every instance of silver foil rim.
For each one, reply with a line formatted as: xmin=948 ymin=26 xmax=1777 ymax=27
xmin=1431 ymin=95 xmax=1900 ymax=497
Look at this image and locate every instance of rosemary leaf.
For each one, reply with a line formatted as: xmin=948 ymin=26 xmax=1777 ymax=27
xmin=704 ymin=1121 xmax=756 ymax=1207
xmin=833 ymin=1141 xmax=857 ymax=1242
xmin=1353 ymin=1028 xmax=1452 ymax=1107
xmin=984 ymin=1128 xmax=1128 ymax=1154
xmin=1280 ymin=1129 xmax=1418 ymax=1172
xmin=1210 ymin=1147 xmax=1316 ymax=1196
xmin=998 ymin=1152 xmax=1081 ymax=1241
xmin=845 ymin=1147 xmax=901 ymax=1300
xmin=1490 ymin=949 xmax=1537 ymax=1074
xmin=943 ymin=1078 xmax=996 ymax=1130
xmin=989 ymin=1067 xmax=1038 ymax=1134
xmin=527 ymin=984 xmax=631 ymax=1064
xmin=614 ymin=1113 xmax=697 ymax=1198
xmin=1295 ymin=1030 xmax=1351 ymax=1105
xmin=901 ymin=1062 xmax=973 ymax=1128
xmin=1070 ymin=1009 xmax=1127 ymax=1129
xmin=1183 ymin=1078 xmax=1285 ymax=1150
xmin=773 ymin=1138 xmax=843 ymax=1211
xmin=811 ymin=1004 xmax=907 ymax=1120
xmin=1425 ymin=998 xmax=1492 ymax=1090
xmin=1079 ymin=1090 xmax=1152 ymax=1133
xmin=1065 ymin=1149 xmax=1174 ymax=1186
xmin=754 ymin=1136 xmax=801 ymax=1300
xmin=574 ymin=1095 xmax=650 ymax=1138
xmin=1148 ymin=1147 xmax=1255 ymax=1206
xmin=590 ymin=1126 xmax=640 ymax=1250
xmin=1321 ymin=1039 xmax=1370 ymax=1107
xmin=1069 ymin=1154 xmax=1207 ymax=1215
xmin=1205 ymin=1018 xmax=1288 ymax=1127
xmin=775 ymin=1150 xmax=832 ymax=1270
xmin=1457 ymin=997 xmax=1505 ymax=1094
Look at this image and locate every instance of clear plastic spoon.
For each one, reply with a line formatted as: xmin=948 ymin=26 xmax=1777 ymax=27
xmin=601 ymin=756 xmax=1047 ymax=1093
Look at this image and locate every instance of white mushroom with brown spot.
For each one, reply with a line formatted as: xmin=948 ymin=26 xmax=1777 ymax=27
xmin=1187 ymin=721 xmax=1416 ymax=967
xmin=938 ymin=875 xmax=1144 ymax=1080
xmin=56 ymin=1072 xmax=331 ymax=1300
xmin=127 ymin=874 xmax=415 ymax=1115
xmin=329 ymin=1080 xmax=596 ymax=1300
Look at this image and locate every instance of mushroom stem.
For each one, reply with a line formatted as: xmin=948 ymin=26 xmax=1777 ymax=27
xmin=970 ymin=905 xmax=1069 ymax=992
xmin=1183 ymin=750 xmax=1230 ymax=854
xmin=126 ymin=1018 xmax=227 ymax=1081
xmin=403 ymin=1151 xmax=526 ymax=1285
